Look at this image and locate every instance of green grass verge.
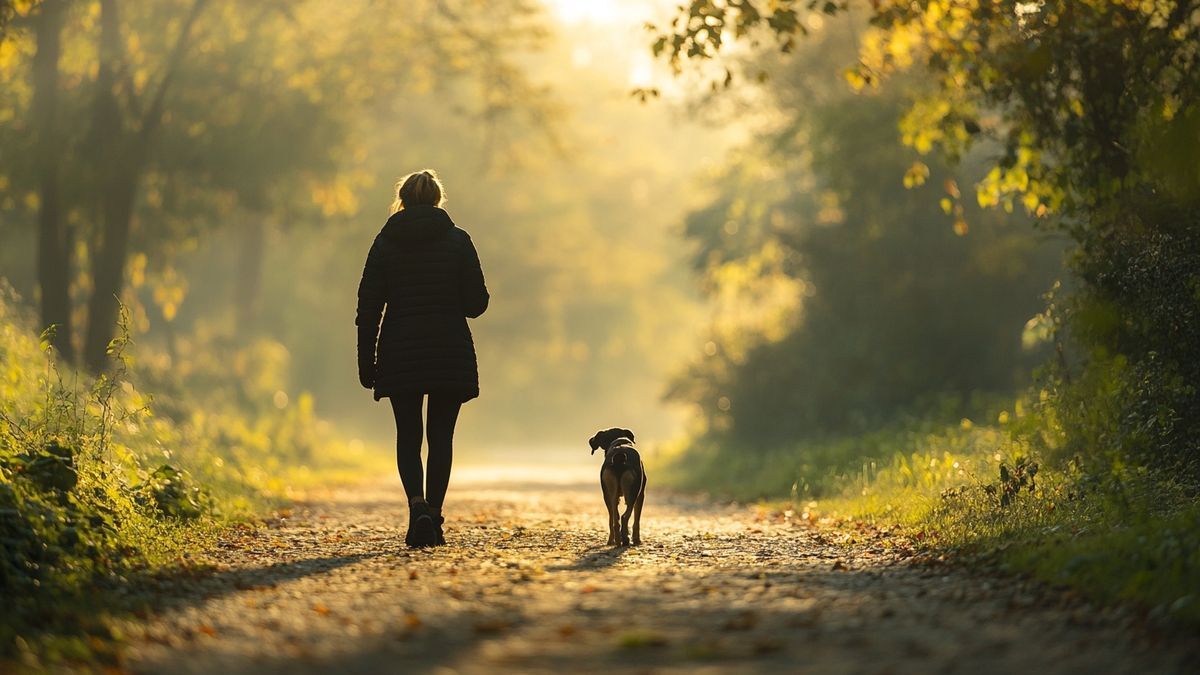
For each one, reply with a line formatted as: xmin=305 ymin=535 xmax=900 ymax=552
xmin=0 ymin=288 xmax=387 ymax=669
xmin=655 ymin=416 xmax=1200 ymax=627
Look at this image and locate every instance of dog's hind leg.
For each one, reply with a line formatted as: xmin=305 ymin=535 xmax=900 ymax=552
xmin=631 ymin=477 xmax=645 ymax=545
xmin=618 ymin=472 xmax=639 ymax=546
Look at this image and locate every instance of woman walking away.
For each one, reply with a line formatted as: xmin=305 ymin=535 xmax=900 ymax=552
xmin=356 ymin=169 xmax=489 ymax=548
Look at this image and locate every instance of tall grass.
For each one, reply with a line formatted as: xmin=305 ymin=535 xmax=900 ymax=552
xmin=0 ymin=286 xmax=385 ymax=664
xmin=828 ymin=426 xmax=1200 ymax=625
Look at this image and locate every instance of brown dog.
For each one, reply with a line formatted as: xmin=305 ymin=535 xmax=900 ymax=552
xmin=588 ymin=427 xmax=646 ymax=546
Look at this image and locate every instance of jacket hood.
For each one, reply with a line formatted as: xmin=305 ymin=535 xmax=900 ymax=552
xmin=380 ymin=205 xmax=455 ymax=245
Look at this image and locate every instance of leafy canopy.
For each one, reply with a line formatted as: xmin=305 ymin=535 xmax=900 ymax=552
xmin=651 ymin=0 xmax=1200 ymax=221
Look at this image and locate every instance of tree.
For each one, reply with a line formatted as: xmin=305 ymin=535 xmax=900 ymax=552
xmin=661 ymin=22 xmax=1060 ymax=446
xmin=81 ymin=0 xmax=209 ymax=372
xmin=1 ymin=0 xmax=553 ymax=370
xmin=0 ymin=1 xmax=15 ymax=39
xmin=30 ymin=0 xmax=72 ymax=361
xmin=654 ymin=0 xmax=1200 ymax=217
xmin=654 ymin=0 xmax=1200 ymax=469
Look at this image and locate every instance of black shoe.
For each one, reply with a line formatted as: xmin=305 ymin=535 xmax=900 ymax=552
xmin=405 ymin=500 xmax=436 ymax=548
xmin=434 ymin=513 xmax=446 ymax=546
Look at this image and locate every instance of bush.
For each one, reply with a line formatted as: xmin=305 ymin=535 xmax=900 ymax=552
xmin=1058 ymin=207 xmax=1200 ymax=474
xmin=0 ymin=283 xmax=384 ymax=661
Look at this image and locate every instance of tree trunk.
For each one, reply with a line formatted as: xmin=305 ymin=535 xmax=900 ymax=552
xmin=83 ymin=169 xmax=139 ymax=372
xmin=82 ymin=0 xmax=132 ymax=373
xmin=81 ymin=0 xmax=208 ymax=372
xmin=32 ymin=0 xmax=74 ymax=363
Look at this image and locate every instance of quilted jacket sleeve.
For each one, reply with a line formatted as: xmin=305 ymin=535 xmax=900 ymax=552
xmin=355 ymin=236 xmax=387 ymax=387
xmin=460 ymin=233 xmax=490 ymax=319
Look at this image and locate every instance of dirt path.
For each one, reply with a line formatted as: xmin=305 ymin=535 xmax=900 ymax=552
xmin=122 ymin=468 xmax=1195 ymax=674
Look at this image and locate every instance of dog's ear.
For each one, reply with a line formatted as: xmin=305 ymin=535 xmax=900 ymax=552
xmin=620 ymin=428 xmax=635 ymax=443
xmin=588 ymin=432 xmax=602 ymax=454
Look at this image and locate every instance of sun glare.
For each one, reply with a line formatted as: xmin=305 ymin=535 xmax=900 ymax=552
xmin=628 ymin=55 xmax=654 ymax=88
xmin=542 ymin=0 xmax=630 ymax=25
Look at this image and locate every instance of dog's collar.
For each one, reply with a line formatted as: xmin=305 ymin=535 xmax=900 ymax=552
xmin=607 ymin=437 xmax=635 ymax=450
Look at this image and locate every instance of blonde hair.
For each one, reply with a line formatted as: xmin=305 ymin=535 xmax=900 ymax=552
xmin=390 ymin=169 xmax=445 ymax=213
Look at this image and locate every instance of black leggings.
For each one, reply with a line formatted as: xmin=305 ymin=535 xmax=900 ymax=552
xmin=389 ymin=394 xmax=462 ymax=508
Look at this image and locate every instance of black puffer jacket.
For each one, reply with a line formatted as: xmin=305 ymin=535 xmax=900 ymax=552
xmin=356 ymin=205 xmax=489 ymax=401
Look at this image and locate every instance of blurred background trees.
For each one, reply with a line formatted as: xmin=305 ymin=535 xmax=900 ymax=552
xmin=7 ymin=0 xmax=1192 ymax=472
xmin=657 ymin=0 xmax=1200 ymax=479
xmin=3 ymin=2 xmax=1195 ymax=648
xmin=0 ymin=0 xmax=735 ymax=451
xmin=3 ymin=0 xmax=553 ymax=371
xmin=661 ymin=13 xmax=1062 ymax=461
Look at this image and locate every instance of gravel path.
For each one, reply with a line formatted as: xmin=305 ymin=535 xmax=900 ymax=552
xmin=122 ymin=466 xmax=1196 ymax=674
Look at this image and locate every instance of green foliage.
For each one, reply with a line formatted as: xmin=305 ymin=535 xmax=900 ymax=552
xmin=0 ymin=293 xmax=200 ymax=660
xmin=1051 ymin=207 xmax=1200 ymax=474
xmin=135 ymin=463 xmax=208 ymax=521
xmin=666 ymin=27 xmax=1060 ymax=447
xmin=656 ymin=404 xmax=1011 ymax=501
xmin=657 ymin=1 xmax=1200 ymax=215
xmin=0 ymin=284 xmax=383 ymax=663
xmin=0 ymin=0 xmax=557 ymax=369
xmin=9 ymin=440 xmax=78 ymax=493
xmin=648 ymin=0 xmax=847 ymax=77
xmin=0 ymin=1 xmax=13 ymax=38
xmin=918 ymin=460 xmax=1200 ymax=625
xmin=660 ymin=0 xmax=1200 ymax=476
xmin=993 ymin=456 xmax=1038 ymax=508
xmin=864 ymin=1 xmax=1200 ymax=478
xmin=859 ymin=1 xmax=1200 ymax=215
xmin=658 ymin=402 xmax=1200 ymax=626
xmin=1 ymin=0 xmax=716 ymax=448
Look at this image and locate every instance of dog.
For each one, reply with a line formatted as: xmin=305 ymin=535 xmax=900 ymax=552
xmin=588 ymin=427 xmax=646 ymax=546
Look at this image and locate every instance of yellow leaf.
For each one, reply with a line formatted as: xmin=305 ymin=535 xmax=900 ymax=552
xmin=903 ymin=161 xmax=929 ymax=189
xmin=844 ymin=68 xmax=867 ymax=91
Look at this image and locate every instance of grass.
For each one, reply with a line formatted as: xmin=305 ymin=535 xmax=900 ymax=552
xmin=656 ymin=410 xmax=1200 ymax=627
xmin=836 ymin=445 xmax=1200 ymax=625
xmin=0 ymin=286 xmax=387 ymax=668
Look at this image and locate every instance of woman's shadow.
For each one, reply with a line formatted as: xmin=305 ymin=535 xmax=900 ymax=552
xmin=130 ymin=551 xmax=385 ymax=612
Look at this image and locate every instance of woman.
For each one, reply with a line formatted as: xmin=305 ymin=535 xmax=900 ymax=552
xmin=356 ymin=169 xmax=489 ymax=548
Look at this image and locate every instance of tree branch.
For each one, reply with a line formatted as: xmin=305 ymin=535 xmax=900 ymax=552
xmin=138 ymin=0 xmax=210 ymax=140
